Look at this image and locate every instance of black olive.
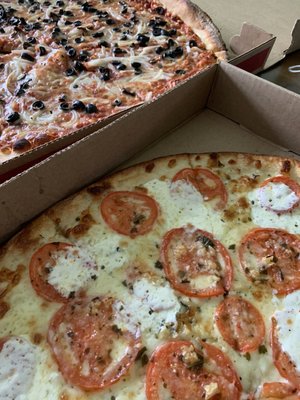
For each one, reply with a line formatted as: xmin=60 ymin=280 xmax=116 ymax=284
xmin=56 ymin=0 xmax=64 ymax=5
xmin=64 ymin=20 xmax=72 ymax=25
xmin=99 ymin=67 xmax=110 ymax=81
xmin=189 ymin=40 xmax=198 ymax=48
xmin=33 ymin=22 xmax=42 ymax=29
xmin=176 ymin=69 xmax=186 ymax=75
xmin=75 ymin=37 xmax=84 ymax=44
xmin=23 ymin=42 xmax=31 ymax=50
xmin=27 ymin=36 xmax=36 ymax=44
xmin=113 ymin=47 xmax=126 ymax=55
xmin=156 ymin=46 xmax=164 ymax=55
xmin=113 ymin=99 xmax=122 ymax=106
xmin=72 ymin=100 xmax=85 ymax=111
xmin=13 ymin=138 xmax=31 ymax=152
xmin=66 ymin=68 xmax=77 ymax=76
xmin=113 ymin=27 xmax=121 ymax=32
xmin=52 ymin=26 xmax=61 ymax=36
xmin=21 ymin=52 xmax=35 ymax=62
xmin=92 ymin=32 xmax=104 ymax=38
xmin=120 ymin=34 xmax=127 ymax=41
xmin=167 ymin=38 xmax=175 ymax=48
xmin=164 ymin=46 xmax=183 ymax=58
xmin=116 ymin=63 xmax=126 ymax=71
xmin=43 ymin=1 xmax=51 ymax=6
xmin=60 ymin=102 xmax=70 ymax=111
xmin=106 ymin=18 xmax=115 ymax=25
xmin=123 ymin=22 xmax=132 ymax=28
xmin=0 ymin=63 xmax=4 ymax=70
xmin=155 ymin=6 xmax=165 ymax=15
xmin=64 ymin=10 xmax=73 ymax=16
xmin=137 ymin=34 xmax=149 ymax=47
xmin=150 ymin=18 xmax=166 ymax=27
xmin=99 ymin=41 xmax=109 ymax=48
xmin=67 ymin=47 xmax=76 ymax=57
xmin=32 ymin=100 xmax=45 ymax=110
xmin=122 ymin=88 xmax=135 ymax=97
xmin=152 ymin=28 xmax=162 ymax=37
xmin=49 ymin=12 xmax=60 ymax=22
xmin=0 ymin=5 xmax=7 ymax=20
xmin=131 ymin=62 xmax=141 ymax=70
xmin=74 ymin=61 xmax=85 ymax=72
xmin=85 ymin=103 xmax=98 ymax=113
xmin=78 ymin=50 xmax=89 ymax=61
xmin=74 ymin=21 xmax=82 ymax=26
xmin=59 ymin=38 xmax=68 ymax=46
xmin=121 ymin=6 xmax=127 ymax=14
xmin=59 ymin=94 xmax=67 ymax=102
xmin=96 ymin=10 xmax=108 ymax=18
xmin=0 ymin=28 xmax=4 ymax=34
xmin=39 ymin=46 xmax=46 ymax=56
xmin=169 ymin=29 xmax=177 ymax=36
xmin=112 ymin=61 xmax=121 ymax=66
xmin=6 ymin=112 xmax=20 ymax=123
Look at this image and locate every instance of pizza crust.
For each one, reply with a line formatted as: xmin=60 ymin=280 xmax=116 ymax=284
xmin=158 ymin=0 xmax=227 ymax=60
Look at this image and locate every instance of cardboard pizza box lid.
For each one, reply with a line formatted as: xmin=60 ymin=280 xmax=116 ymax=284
xmin=0 ymin=0 xmax=297 ymax=181
xmin=0 ymin=62 xmax=299 ymax=244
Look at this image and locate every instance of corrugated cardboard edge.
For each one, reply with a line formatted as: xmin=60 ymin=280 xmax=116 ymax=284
xmin=0 ymin=66 xmax=216 ymax=243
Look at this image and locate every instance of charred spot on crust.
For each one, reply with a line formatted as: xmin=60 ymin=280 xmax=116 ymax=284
xmin=207 ymin=152 xmax=219 ymax=168
xmin=254 ymin=160 xmax=262 ymax=169
xmin=238 ymin=196 xmax=249 ymax=209
xmin=13 ymin=138 xmax=31 ymax=152
xmin=66 ymin=212 xmax=95 ymax=237
xmin=32 ymin=332 xmax=43 ymax=345
xmin=281 ymin=160 xmax=291 ymax=174
xmin=0 ymin=301 xmax=9 ymax=319
xmin=228 ymin=159 xmax=236 ymax=165
xmin=86 ymin=181 xmax=111 ymax=196
xmin=145 ymin=162 xmax=155 ymax=173
xmin=168 ymin=158 xmax=176 ymax=168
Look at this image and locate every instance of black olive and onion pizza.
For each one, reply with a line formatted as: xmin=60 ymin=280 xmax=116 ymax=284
xmin=1 ymin=152 xmax=300 ymax=399
xmin=0 ymin=0 xmax=225 ymax=161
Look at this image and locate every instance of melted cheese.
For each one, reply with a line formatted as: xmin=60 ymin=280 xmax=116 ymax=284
xmin=274 ymin=290 xmax=300 ymax=373
xmin=47 ymin=247 xmax=97 ymax=297
xmin=248 ymin=188 xmax=300 ymax=233
xmin=0 ymin=337 xmax=36 ymax=400
xmin=258 ymin=182 xmax=299 ymax=212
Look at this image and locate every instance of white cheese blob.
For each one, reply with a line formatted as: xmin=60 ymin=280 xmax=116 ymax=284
xmin=274 ymin=290 xmax=300 ymax=373
xmin=258 ymin=182 xmax=299 ymax=212
xmin=0 ymin=337 xmax=36 ymax=400
xmin=47 ymin=247 xmax=97 ymax=297
xmin=114 ymin=278 xmax=181 ymax=352
xmin=248 ymin=187 xmax=300 ymax=234
xmin=143 ymin=179 xmax=224 ymax=236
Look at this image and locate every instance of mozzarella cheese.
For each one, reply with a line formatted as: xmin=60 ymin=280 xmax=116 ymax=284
xmin=248 ymin=187 xmax=300 ymax=234
xmin=0 ymin=337 xmax=36 ymax=400
xmin=258 ymin=182 xmax=299 ymax=212
xmin=274 ymin=290 xmax=300 ymax=373
xmin=47 ymin=247 xmax=98 ymax=298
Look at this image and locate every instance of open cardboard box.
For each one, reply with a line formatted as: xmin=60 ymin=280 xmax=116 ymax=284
xmin=1 ymin=61 xmax=300 ymax=244
xmin=2 ymin=0 xmax=299 ymax=181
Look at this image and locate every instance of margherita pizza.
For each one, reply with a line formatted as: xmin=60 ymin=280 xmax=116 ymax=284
xmin=0 ymin=0 xmax=225 ymax=161
xmin=1 ymin=152 xmax=300 ymax=399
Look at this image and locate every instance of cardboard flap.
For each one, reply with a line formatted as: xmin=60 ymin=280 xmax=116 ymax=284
xmin=230 ymin=23 xmax=273 ymax=55
xmin=208 ymin=62 xmax=300 ymax=153
xmin=285 ymin=19 xmax=300 ymax=54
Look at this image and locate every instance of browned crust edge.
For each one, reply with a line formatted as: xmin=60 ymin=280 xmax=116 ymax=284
xmin=159 ymin=0 xmax=227 ymax=61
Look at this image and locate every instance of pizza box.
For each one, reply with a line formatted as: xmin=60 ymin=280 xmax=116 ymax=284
xmin=0 ymin=61 xmax=300 ymax=244
xmin=0 ymin=1 xmax=298 ymax=183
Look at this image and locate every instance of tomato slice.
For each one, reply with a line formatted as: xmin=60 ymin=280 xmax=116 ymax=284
xmin=48 ymin=296 xmax=141 ymax=391
xmin=161 ymin=227 xmax=233 ymax=298
xmin=260 ymin=382 xmax=300 ymax=399
xmin=100 ymin=191 xmax=159 ymax=238
xmin=172 ymin=168 xmax=228 ymax=209
xmin=29 ymin=242 xmax=96 ymax=303
xmin=238 ymin=228 xmax=300 ymax=295
xmin=271 ymin=318 xmax=300 ymax=390
xmin=146 ymin=340 xmax=242 ymax=400
xmin=258 ymin=176 xmax=300 ymax=214
xmin=215 ymin=296 xmax=265 ymax=353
